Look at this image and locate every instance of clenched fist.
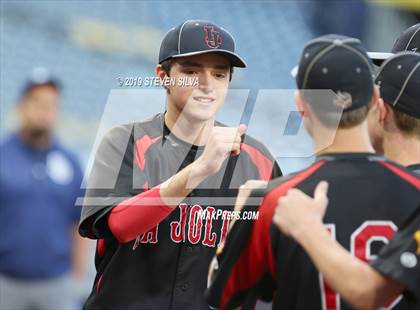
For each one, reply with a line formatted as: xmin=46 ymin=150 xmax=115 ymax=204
xmin=196 ymin=124 xmax=246 ymax=175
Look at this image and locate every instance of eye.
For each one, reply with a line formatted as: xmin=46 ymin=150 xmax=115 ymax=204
xmin=183 ymin=69 xmax=197 ymax=75
xmin=214 ymin=72 xmax=227 ymax=79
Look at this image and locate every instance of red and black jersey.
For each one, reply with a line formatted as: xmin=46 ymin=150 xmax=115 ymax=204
xmin=205 ymin=153 xmax=420 ymax=310
xmin=78 ymin=113 xmax=282 ymax=310
xmin=371 ymin=204 xmax=420 ymax=308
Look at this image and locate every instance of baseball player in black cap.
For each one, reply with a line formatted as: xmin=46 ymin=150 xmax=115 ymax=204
xmin=369 ymin=23 xmax=420 ymax=65
xmin=368 ymin=52 xmax=420 ymax=172
xmin=271 ymin=51 xmax=420 ymax=310
xmin=205 ymin=34 xmax=420 ymax=310
xmin=78 ymin=20 xmax=281 ymax=310
xmin=368 ymin=52 xmax=420 ymax=174
xmin=273 ymin=180 xmax=420 ymax=310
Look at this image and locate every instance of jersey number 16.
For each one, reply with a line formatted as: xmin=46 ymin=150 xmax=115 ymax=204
xmin=320 ymin=221 xmax=401 ymax=310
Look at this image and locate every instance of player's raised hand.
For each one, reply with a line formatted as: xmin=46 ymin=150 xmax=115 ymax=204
xmin=273 ymin=181 xmax=329 ymax=239
xmin=196 ymin=124 xmax=246 ymax=175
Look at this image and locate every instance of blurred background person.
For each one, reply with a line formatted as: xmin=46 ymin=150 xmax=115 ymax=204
xmin=0 ymin=68 xmax=88 ymax=310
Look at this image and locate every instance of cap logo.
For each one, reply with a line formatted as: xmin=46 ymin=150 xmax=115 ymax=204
xmin=334 ymin=91 xmax=353 ymax=109
xmin=203 ymin=25 xmax=222 ymax=49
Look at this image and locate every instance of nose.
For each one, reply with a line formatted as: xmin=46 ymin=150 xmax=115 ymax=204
xmin=198 ymin=71 xmax=214 ymax=94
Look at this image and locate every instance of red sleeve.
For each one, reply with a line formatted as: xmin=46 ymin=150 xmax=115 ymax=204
xmin=208 ymin=160 xmax=326 ymax=309
xmin=378 ymin=161 xmax=420 ymax=190
xmin=108 ymin=185 xmax=175 ymax=243
xmin=219 ymin=195 xmax=277 ymax=308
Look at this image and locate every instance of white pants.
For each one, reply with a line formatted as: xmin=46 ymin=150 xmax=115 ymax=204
xmin=0 ymin=273 xmax=77 ymax=310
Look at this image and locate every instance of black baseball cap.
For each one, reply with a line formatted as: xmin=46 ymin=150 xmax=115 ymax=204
xmin=158 ymin=20 xmax=246 ymax=68
xmin=369 ymin=23 xmax=420 ymax=65
xmin=20 ymin=67 xmax=61 ymax=97
xmin=375 ymin=52 xmax=420 ymax=118
xmin=295 ymin=34 xmax=374 ymax=111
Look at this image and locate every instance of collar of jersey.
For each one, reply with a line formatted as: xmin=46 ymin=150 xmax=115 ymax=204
xmin=161 ymin=114 xmax=204 ymax=151
xmin=317 ymin=152 xmax=384 ymax=162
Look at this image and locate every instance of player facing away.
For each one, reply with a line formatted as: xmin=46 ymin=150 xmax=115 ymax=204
xmin=271 ymin=52 xmax=420 ymax=310
xmin=368 ymin=52 xmax=420 ymax=174
xmin=366 ymin=23 xmax=420 ymax=173
xmin=273 ymin=181 xmax=420 ymax=310
xmin=368 ymin=23 xmax=420 ymax=66
xmin=205 ymin=35 xmax=420 ymax=310
xmin=78 ymin=20 xmax=281 ymax=310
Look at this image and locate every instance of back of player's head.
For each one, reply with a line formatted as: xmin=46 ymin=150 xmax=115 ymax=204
xmin=375 ymin=52 xmax=420 ymax=137
xmin=295 ymin=34 xmax=375 ymax=128
xmin=392 ymin=23 xmax=420 ymax=54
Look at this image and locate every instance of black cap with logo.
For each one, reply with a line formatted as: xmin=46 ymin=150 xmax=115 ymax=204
xmin=296 ymin=34 xmax=374 ymax=112
xmin=375 ymin=52 xmax=420 ymax=118
xmin=369 ymin=23 xmax=420 ymax=65
xmin=158 ymin=20 xmax=246 ymax=68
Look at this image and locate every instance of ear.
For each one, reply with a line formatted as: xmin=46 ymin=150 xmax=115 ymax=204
xmin=371 ymin=85 xmax=389 ymax=123
xmin=295 ymin=90 xmax=308 ymax=117
xmin=155 ymin=64 xmax=167 ymax=80
xmin=295 ymin=90 xmax=310 ymax=118
xmin=369 ymin=85 xmax=380 ymax=110
xmin=372 ymin=85 xmax=380 ymax=105
xmin=377 ymin=98 xmax=389 ymax=123
xmin=156 ymin=64 xmax=171 ymax=92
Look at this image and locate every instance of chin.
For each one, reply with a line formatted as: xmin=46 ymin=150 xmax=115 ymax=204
xmin=183 ymin=105 xmax=220 ymax=122
xmin=188 ymin=110 xmax=216 ymax=122
xmin=28 ymin=127 xmax=51 ymax=137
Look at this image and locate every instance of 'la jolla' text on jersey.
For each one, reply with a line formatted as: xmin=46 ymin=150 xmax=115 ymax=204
xmin=79 ymin=113 xmax=281 ymax=310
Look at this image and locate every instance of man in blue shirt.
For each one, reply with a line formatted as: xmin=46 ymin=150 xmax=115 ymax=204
xmin=0 ymin=68 xmax=88 ymax=310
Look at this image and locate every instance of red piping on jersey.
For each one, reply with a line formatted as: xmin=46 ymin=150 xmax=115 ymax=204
xmin=241 ymin=143 xmax=274 ymax=181
xmin=96 ymin=274 xmax=103 ymax=293
xmin=134 ymin=135 xmax=161 ymax=170
xmin=220 ymin=160 xmax=326 ymax=309
xmin=108 ymin=186 xmax=174 ymax=243
xmin=378 ymin=161 xmax=420 ymax=190
xmin=97 ymin=239 xmax=106 ymax=257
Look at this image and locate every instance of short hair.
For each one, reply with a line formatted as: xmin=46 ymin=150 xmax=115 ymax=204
xmin=393 ymin=108 xmax=420 ymax=138
xmin=159 ymin=58 xmax=234 ymax=81
xmin=160 ymin=59 xmax=175 ymax=76
xmin=337 ymin=106 xmax=369 ymax=128
xmin=310 ymin=105 xmax=369 ymax=129
xmin=301 ymin=90 xmax=370 ymax=129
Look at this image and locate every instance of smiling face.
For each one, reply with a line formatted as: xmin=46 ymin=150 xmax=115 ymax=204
xmin=157 ymin=53 xmax=231 ymax=122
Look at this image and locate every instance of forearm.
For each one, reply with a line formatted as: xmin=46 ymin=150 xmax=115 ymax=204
xmin=295 ymin=222 xmax=399 ymax=310
xmin=108 ymin=160 xmax=211 ymax=243
xmin=159 ymin=158 xmax=211 ymax=206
